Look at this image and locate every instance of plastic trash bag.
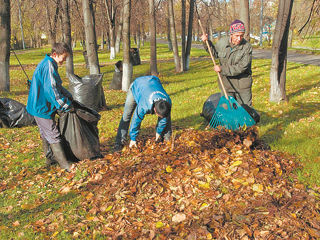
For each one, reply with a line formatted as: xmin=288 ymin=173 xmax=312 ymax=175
xmin=0 ymin=98 xmax=35 ymax=128
xmin=241 ymin=104 xmax=260 ymax=123
xmin=68 ymin=73 xmax=107 ymax=112
xmin=201 ymin=93 xmax=221 ymax=123
xmin=58 ymin=101 xmax=102 ymax=161
xmin=109 ymin=60 xmax=123 ymax=90
xmin=130 ymin=48 xmax=141 ymax=66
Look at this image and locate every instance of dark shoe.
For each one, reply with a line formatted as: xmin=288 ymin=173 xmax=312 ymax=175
xmin=50 ymin=142 xmax=72 ymax=172
xmin=41 ymin=137 xmax=57 ymax=167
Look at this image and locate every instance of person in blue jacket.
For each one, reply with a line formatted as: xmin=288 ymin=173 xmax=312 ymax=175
xmin=26 ymin=43 xmax=73 ymax=171
xmin=114 ymin=75 xmax=172 ymax=151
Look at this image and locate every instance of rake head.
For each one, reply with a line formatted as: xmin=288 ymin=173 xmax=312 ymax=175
xmin=209 ymin=96 xmax=256 ymax=130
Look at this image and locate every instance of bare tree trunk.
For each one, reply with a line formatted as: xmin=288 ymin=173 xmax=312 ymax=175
xmin=17 ymin=0 xmax=25 ymax=49
xmin=269 ymin=0 xmax=294 ymax=103
xmin=141 ymin=22 xmax=146 ymax=46
xmin=62 ymin=0 xmax=74 ymax=74
xmin=45 ymin=0 xmax=60 ymax=46
xmin=168 ymin=0 xmax=181 ymax=72
xmin=82 ymin=0 xmax=100 ymax=74
xmin=136 ymin=22 xmax=141 ymax=49
xmin=104 ymin=0 xmax=116 ymax=59
xmin=0 ymin=0 xmax=10 ymax=92
xmin=217 ymin=1 xmax=222 ymax=40
xmin=166 ymin=2 xmax=173 ymax=51
xmin=101 ymin=30 xmax=105 ymax=49
xmin=122 ymin=0 xmax=132 ymax=91
xmin=240 ymin=0 xmax=250 ymax=41
xmin=180 ymin=0 xmax=186 ymax=72
xmin=115 ymin=7 xmax=123 ymax=54
xmin=185 ymin=0 xmax=194 ymax=70
xmin=149 ymin=0 xmax=158 ymax=75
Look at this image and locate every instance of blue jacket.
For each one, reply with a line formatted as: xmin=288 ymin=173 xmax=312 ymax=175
xmin=130 ymin=76 xmax=171 ymax=141
xmin=26 ymin=54 xmax=72 ymax=119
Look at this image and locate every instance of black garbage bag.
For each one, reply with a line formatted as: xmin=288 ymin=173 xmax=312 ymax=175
xmin=130 ymin=48 xmax=141 ymax=66
xmin=200 ymin=93 xmax=221 ymax=123
xmin=109 ymin=60 xmax=123 ymax=90
xmin=58 ymin=101 xmax=102 ymax=161
xmin=68 ymin=73 xmax=107 ymax=112
xmin=241 ymin=104 xmax=260 ymax=123
xmin=0 ymin=98 xmax=36 ymax=128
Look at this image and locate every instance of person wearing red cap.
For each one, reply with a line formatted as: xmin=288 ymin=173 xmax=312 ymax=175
xmin=201 ymin=20 xmax=253 ymax=106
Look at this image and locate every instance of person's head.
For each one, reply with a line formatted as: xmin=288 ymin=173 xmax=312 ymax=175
xmin=50 ymin=43 xmax=71 ymax=65
xmin=154 ymin=100 xmax=171 ymax=118
xmin=229 ymin=19 xmax=245 ymax=46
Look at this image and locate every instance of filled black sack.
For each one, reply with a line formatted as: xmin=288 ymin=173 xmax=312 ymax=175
xmin=109 ymin=60 xmax=123 ymax=90
xmin=58 ymin=101 xmax=102 ymax=161
xmin=130 ymin=48 xmax=141 ymax=66
xmin=0 ymin=98 xmax=35 ymax=128
xmin=241 ymin=104 xmax=260 ymax=123
xmin=68 ymin=73 xmax=107 ymax=112
xmin=200 ymin=93 xmax=221 ymax=123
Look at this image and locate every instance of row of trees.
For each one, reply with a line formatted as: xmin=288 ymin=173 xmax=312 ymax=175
xmin=1 ymin=0 xmax=319 ymax=102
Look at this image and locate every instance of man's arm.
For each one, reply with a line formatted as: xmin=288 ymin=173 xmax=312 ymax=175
xmin=45 ymin=63 xmax=72 ymax=111
xmin=156 ymin=116 xmax=169 ymax=135
xmin=129 ymin=107 xmax=145 ymax=141
xmin=221 ymin=45 xmax=252 ymax=77
xmin=201 ymin=34 xmax=218 ymax=58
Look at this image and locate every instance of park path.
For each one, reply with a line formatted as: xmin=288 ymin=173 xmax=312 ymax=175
xmin=173 ymin=41 xmax=320 ymax=67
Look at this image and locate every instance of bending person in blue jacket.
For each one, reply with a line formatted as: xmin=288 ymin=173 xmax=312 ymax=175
xmin=27 ymin=43 xmax=74 ymax=171
xmin=114 ymin=75 xmax=172 ymax=151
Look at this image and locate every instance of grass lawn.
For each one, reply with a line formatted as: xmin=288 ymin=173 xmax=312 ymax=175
xmin=0 ymin=42 xmax=319 ymax=238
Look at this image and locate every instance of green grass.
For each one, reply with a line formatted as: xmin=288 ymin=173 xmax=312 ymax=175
xmin=0 ymin=42 xmax=319 ymax=238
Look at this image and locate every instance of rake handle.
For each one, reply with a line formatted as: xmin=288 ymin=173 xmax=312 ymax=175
xmin=197 ymin=19 xmax=229 ymax=99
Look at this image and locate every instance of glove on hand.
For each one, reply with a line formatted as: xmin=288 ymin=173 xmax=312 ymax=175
xmin=156 ymin=133 xmax=160 ymax=141
xmin=129 ymin=140 xmax=137 ymax=148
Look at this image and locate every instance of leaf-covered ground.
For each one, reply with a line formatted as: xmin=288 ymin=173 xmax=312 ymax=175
xmin=3 ymin=128 xmax=319 ymax=239
xmin=2 ymin=44 xmax=320 ymax=239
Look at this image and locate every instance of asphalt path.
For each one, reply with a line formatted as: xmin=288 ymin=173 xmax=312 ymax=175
xmin=182 ymin=42 xmax=320 ymax=67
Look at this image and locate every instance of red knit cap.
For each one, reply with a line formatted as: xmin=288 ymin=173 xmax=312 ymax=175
xmin=229 ymin=20 xmax=245 ymax=34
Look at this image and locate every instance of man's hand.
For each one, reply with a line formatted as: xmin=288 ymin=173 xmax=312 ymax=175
xmin=201 ymin=34 xmax=208 ymax=42
xmin=214 ymin=65 xmax=221 ymax=73
xmin=129 ymin=140 xmax=137 ymax=148
xmin=156 ymin=133 xmax=160 ymax=141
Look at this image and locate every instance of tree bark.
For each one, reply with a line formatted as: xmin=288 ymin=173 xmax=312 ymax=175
xmin=180 ymin=0 xmax=186 ymax=72
xmin=149 ymin=0 xmax=158 ymax=75
xmin=136 ymin=22 xmax=141 ymax=49
xmin=0 ymin=0 xmax=10 ymax=92
xmin=185 ymin=0 xmax=195 ymax=70
xmin=240 ymin=0 xmax=250 ymax=41
xmin=62 ymin=0 xmax=74 ymax=74
xmin=122 ymin=0 xmax=132 ymax=91
xmin=82 ymin=0 xmax=100 ymax=74
xmin=115 ymin=6 xmax=123 ymax=54
xmin=17 ymin=0 xmax=26 ymax=49
xmin=168 ymin=0 xmax=181 ymax=72
xmin=269 ymin=0 xmax=294 ymax=103
xmin=104 ymin=0 xmax=116 ymax=59
xmin=45 ymin=0 xmax=60 ymax=46
xmin=166 ymin=2 xmax=173 ymax=51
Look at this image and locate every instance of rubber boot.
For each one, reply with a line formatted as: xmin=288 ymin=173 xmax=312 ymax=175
xmin=41 ymin=137 xmax=56 ymax=168
xmin=50 ymin=142 xmax=72 ymax=172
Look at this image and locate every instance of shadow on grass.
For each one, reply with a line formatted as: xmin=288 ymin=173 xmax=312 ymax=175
xmin=9 ymin=90 xmax=29 ymax=96
xmin=287 ymin=78 xmax=320 ymax=100
xmin=257 ymin=101 xmax=320 ymax=144
xmin=0 ymin=191 xmax=78 ymax=226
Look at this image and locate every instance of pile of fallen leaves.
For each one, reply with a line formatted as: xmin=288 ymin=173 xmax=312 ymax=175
xmin=35 ymin=128 xmax=320 ymax=239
